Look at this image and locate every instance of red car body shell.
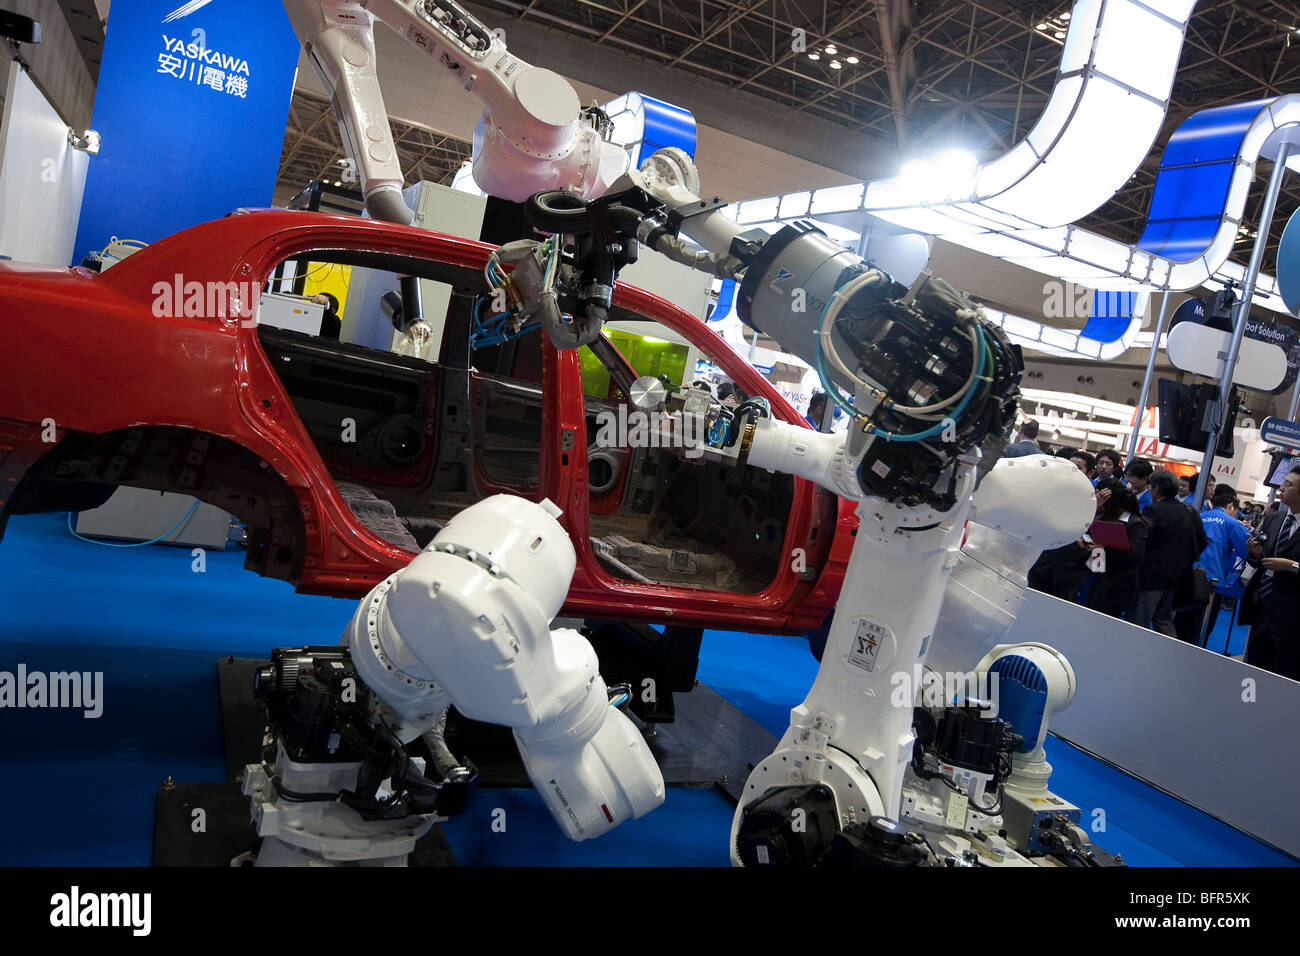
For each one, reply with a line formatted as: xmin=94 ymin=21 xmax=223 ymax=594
xmin=0 ymin=211 xmax=855 ymax=633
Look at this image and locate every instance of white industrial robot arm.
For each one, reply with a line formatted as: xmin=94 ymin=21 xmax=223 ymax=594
xmin=551 ymin=149 xmax=1097 ymax=864
xmin=342 ymin=495 xmax=664 ymax=840
xmin=282 ymin=0 xmax=632 ymax=222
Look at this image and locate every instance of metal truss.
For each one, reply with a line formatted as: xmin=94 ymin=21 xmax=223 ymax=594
xmin=275 ymin=1 xmax=1300 ymax=268
xmin=464 ymin=0 xmax=1300 ymax=266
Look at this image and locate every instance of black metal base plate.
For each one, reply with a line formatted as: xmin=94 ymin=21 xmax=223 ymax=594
xmin=156 ymin=654 xmax=778 ymax=866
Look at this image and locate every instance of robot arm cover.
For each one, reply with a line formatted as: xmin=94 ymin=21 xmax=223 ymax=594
xmin=283 ymin=1 xmax=412 ymax=222
xmin=283 ymin=0 xmax=631 ymax=217
xmin=971 ymin=454 xmax=1098 ymax=550
xmin=745 ymin=417 xmax=865 ymax=500
xmin=343 ymin=496 xmax=664 ymax=840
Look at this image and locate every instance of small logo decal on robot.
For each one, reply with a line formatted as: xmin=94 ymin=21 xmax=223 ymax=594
xmin=768 ymin=268 xmax=796 ymax=296
xmin=846 ymin=619 xmax=888 ymax=673
xmin=549 ymin=779 xmax=585 ymax=836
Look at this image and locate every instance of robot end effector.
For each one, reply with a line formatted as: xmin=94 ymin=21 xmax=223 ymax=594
xmin=489 ymin=150 xmax=1026 ymax=509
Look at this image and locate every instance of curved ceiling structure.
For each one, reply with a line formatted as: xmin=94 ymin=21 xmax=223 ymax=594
xmin=864 ymin=0 xmax=1198 ymax=234
xmin=720 ymin=0 xmax=1300 ymax=360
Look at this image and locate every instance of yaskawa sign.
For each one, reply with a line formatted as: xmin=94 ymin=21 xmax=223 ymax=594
xmin=73 ymin=0 xmax=300 ymax=266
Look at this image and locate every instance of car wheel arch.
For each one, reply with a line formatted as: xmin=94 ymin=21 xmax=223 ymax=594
xmin=5 ymin=423 xmax=309 ymax=587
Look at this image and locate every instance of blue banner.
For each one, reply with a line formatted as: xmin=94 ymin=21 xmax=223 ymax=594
xmin=1079 ymin=290 xmax=1138 ymax=344
xmin=1278 ymin=207 xmax=1300 ymax=316
xmin=73 ymin=0 xmax=300 ymax=265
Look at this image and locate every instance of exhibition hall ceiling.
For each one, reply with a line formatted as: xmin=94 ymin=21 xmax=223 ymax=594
xmin=277 ymin=90 xmax=474 ymax=200
xmin=268 ymin=1 xmax=1300 ymax=263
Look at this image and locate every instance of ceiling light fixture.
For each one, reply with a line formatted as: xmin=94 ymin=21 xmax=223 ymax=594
xmin=825 ymin=44 xmax=837 ymax=54
xmin=846 ymin=55 xmax=859 ymax=64
xmin=829 ymin=60 xmax=842 ymax=69
xmin=808 ymin=52 xmax=820 ymax=60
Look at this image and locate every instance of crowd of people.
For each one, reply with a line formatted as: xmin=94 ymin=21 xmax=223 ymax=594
xmin=1006 ymin=420 xmax=1300 ymax=682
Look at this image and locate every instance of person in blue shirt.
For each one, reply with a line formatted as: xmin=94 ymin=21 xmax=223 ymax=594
xmin=1125 ymin=458 xmax=1154 ymax=513
xmin=1092 ymin=449 xmax=1123 ymax=487
xmin=1173 ymin=484 xmax=1251 ymax=645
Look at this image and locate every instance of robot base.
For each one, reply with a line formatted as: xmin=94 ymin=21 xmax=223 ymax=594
xmin=242 ymin=744 xmax=439 ymax=867
xmin=730 ymin=744 xmax=886 ymax=866
xmin=152 ymin=778 xmax=459 ymax=868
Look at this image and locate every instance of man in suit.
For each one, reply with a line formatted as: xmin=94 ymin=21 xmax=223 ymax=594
xmin=1132 ymin=469 xmax=1209 ymax=636
xmin=1241 ymin=466 xmax=1300 ymax=681
xmin=1003 ymin=419 xmax=1043 ymax=458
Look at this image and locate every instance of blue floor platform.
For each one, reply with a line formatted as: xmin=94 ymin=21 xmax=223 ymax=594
xmin=0 ymin=511 xmax=1292 ymax=866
